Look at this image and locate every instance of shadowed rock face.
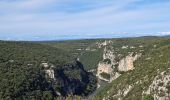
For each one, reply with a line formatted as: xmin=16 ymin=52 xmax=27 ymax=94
xmin=52 ymin=61 xmax=97 ymax=97
xmin=41 ymin=61 xmax=97 ymax=97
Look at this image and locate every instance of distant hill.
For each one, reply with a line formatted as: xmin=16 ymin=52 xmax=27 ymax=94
xmin=162 ymin=35 xmax=170 ymax=37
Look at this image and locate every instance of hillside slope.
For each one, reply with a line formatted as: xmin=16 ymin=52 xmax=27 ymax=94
xmin=0 ymin=41 xmax=97 ymax=99
xmin=93 ymin=38 xmax=170 ymax=100
xmin=1 ymin=37 xmax=170 ymax=100
xmin=42 ymin=37 xmax=170 ymax=100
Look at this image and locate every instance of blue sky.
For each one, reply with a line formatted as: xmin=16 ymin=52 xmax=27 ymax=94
xmin=0 ymin=0 xmax=170 ymax=40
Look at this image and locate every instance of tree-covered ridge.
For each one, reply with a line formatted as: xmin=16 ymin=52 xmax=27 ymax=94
xmin=0 ymin=41 xmax=72 ymax=64
xmin=0 ymin=41 xmax=97 ymax=99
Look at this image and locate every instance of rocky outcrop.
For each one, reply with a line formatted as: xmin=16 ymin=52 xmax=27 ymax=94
xmin=96 ymin=40 xmax=113 ymax=48
xmin=110 ymin=72 xmax=121 ymax=82
xmin=96 ymin=47 xmax=117 ymax=82
xmin=97 ymin=62 xmax=113 ymax=76
xmin=143 ymin=69 xmax=170 ymax=100
xmin=97 ymin=60 xmax=121 ymax=82
xmin=42 ymin=62 xmax=55 ymax=80
xmin=118 ymin=53 xmax=141 ymax=72
xmin=55 ymin=61 xmax=97 ymax=96
xmin=42 ymin=61 xmax=97 ymax=97
xmin=96 ymin=61 xmax=113 ymax=82
xmin=122 ymin=46 xmax=128 ymax=49
xmin=45 ymin=69 xmax=55 ymax=79
xmin=103 ymin=47 xmax=116 ymax=64
xmin=97 ymin=45 xmax=142 ymax=83
xmin=97 ymin=45 xmax=142 ymax=82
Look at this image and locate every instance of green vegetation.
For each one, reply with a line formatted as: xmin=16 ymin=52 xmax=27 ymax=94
xmin=166 ymin=84 xmax=170 ymax=93
xmin=100 ymin=72 xmax=110 ymax=80
xmin=79 ymin=48 xmax=103 ymax=70
xmin=41 ymin=39 xmax=104 ymax=70
xmin=103 ymin=58 xmax=111 ymax=64
xmin=94 ymin=37 xmax=170 ymax=100
xmin=0 ymin=41 xmax=97 ymax=99
xmin=1 ymin=36 xmax=170 ymax=100
xmin=40 ymin=39 xmax=97 ymax=58
xmin=40 ymin=37 xmax=170 ymax=100
xmin=142 ymin=95 xmax=154 ymax=100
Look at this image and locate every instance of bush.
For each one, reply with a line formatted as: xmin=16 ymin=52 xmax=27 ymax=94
xmin=100 ymin=72 xmax=110 ymax=80
xmin=142 ymin=95 xmax=154 ymax=100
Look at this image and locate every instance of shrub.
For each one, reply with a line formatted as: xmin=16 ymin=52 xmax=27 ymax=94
xmin=100 ymin=72 xmax=110 ymax=80
xmin=142 ymin=95 xmax=154 ymax=100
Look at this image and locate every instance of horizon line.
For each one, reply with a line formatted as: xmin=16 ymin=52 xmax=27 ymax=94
xmin=0 ymin=35 xmax=168 ymax=42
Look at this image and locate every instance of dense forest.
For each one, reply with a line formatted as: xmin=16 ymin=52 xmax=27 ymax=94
xmin=0 ymin=41 xmax=97 ymax=99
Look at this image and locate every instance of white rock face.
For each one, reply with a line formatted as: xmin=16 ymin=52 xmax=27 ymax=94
xmin=139 ymin=45 xmax=143 ymax=48
xmin=45 ymin=69 xmax=55 ymax=79
xmin=118 ymin=53 xmax=141 ymax=72
xmin=130 ymin=46 xmax=135 ymax=49
xmin=122 ymin=46 xmax=128 ymax=49
xmin=103 ymin=47 xmax=116 ymax=64
xmin=97 ymin=61 xmax=113 ymax=82
xmin=123 ymin=85 xmax=133 ymax=96
xmin=118 ymin=55 xmax=134 ymax=72
xmin=42 ymin=63 xmax=49 ymax=68
xmin=96 ymin=40 xmax=113 ymax=48
xmin=97 ymin=60 xmax=121 ymax=82
xmin=97 ymin=62 xmax=113 ymax=76
xmin=144 ymin=69 xmax=170 ymax=100
xmin=97 ymin=46 xmax=121 ymax=82
xmin=42 ymin=62 xmax=55 ymax=80
xmin=97 ymin=46 xmax=141 ymax=82
xmin=154 ymin=45 xmax=157 ymax=48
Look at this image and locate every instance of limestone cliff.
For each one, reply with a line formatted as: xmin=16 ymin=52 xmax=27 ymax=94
xmin=96 ymin=42 xmax=142 ymax=83
xmin=118 ymin=53 xmax=141 ymax=72
xmin=96 ymin=61 xmax=113 ymax=82
xmin=103 ymin=47 xmax=116 ymax=64
xmin=97 ymin=46 xmax=119 ymax=82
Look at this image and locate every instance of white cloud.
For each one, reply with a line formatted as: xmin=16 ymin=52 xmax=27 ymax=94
xmin=0 ymin=0 xmax=170 ymax=40
xmin=157 ymin=31 xmax=170 ymax=35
